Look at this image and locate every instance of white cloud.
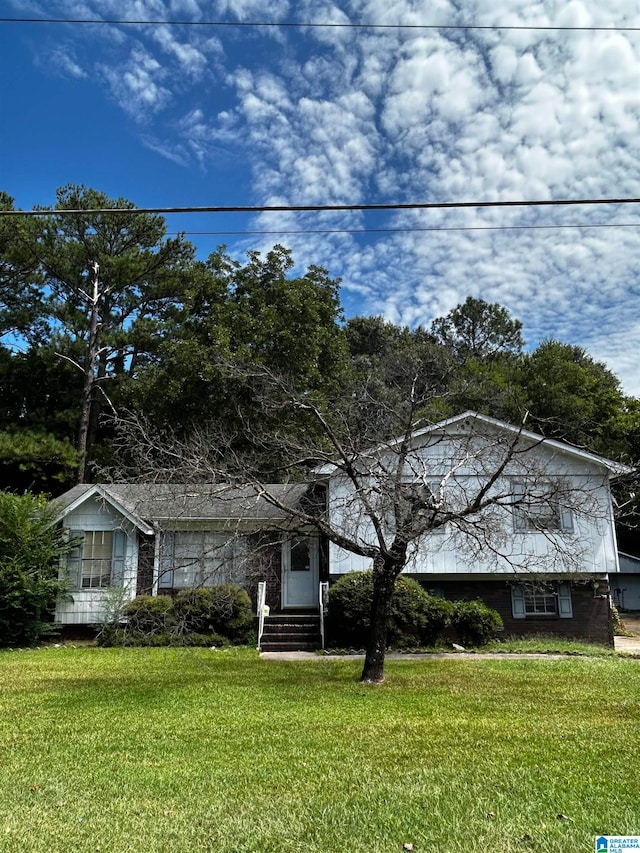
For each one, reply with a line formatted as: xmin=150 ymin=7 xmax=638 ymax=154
xmin=11 ymin=0 xmax=640 ymax=394
xmin=98 ymin=46 xmax=172 ymax=120
xmin=47 ymin=49 xmax=88 ymax=79
xmin=151 ymin=26 xmax=209 ymax=77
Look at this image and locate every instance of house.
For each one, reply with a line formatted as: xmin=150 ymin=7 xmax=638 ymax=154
xmin=53 ymin=412 xmax=627 ymax=646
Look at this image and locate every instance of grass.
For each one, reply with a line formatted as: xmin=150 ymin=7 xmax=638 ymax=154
xmin=479 ymin=636 xmax=619 ymax=656
xmin=326 ymin=636 xmax=620 ymax=657
xmin=1 ymin=647 xmax=639 ymax=852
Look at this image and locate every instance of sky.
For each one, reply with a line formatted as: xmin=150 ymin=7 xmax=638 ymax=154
xmin=1 ymin=0 xmax=640 ymax=394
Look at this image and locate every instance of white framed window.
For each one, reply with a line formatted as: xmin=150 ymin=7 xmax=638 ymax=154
xmin=511 ymin=582 xmax=573 ymax=619
xmin=66 ymin=529 xmax=127 ymax=590
xmin=512 ymin=482 xmax=574 ymax=533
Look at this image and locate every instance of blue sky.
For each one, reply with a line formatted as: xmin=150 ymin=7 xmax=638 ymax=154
xmin=1 ymin=0 xmax=640 ymax=394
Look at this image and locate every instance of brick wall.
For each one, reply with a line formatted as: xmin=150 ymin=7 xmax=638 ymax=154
xmin=419 ymin=577 xmax=613 ymax=646
xmin=136 ymin=535 xmax=155 ymax=596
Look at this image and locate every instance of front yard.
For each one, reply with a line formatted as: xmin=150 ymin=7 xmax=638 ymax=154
xmin=1 ymin=647 xmax=638 ymax=852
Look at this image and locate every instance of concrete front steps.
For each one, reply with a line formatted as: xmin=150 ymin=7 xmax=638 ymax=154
xmin=260 ymin=612 xmax=322 ymax=652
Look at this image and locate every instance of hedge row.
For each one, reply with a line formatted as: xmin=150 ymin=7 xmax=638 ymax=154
xmin=327 ymin=572 xmax=503 ymax=649
xmin=98 ymin=584 xmax=255 ymax=647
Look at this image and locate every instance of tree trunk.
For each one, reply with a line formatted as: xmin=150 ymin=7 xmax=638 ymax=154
xmin=76 ymin=263 xmax=101 ymax=484
xmin=360 ymin=555 xmax=401 ymax=683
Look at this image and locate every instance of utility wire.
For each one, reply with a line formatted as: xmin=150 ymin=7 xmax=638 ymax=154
xmin=164 ymin=222 xmax=640 ymax=237
xmin=0 ymin=16 xmax=638 ymax=32
xmin=1 ymin=198 xmax=639 ymax=217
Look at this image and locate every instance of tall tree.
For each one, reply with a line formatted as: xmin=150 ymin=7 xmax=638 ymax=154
xmin=521 ymin=340 xmax=627 ymax=455
xmin=131 ymin=245 xmax=350 ymax=447
xmin=24 ymin=185 xmax=195 ymax=481
xmin=0 ymin=192 xmax=45 ymax=343
xmin=430 ymin=296 xmax=524 ymax=360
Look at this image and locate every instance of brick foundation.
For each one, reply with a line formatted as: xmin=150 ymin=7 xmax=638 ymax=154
xmin=419 ymin=576 xmax=613 ymax=646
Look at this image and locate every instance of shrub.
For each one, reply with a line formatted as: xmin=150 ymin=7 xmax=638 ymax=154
xmin=0 ymin=491 xmax=73 ymax=646
xmin=327 ymin=571 xmax=453 ymax=649
xmin=122 ymin=595 xmax=174 ymax=634
xmin=173 ymin=584 xmax=254 ymax=644
xmin=419 ymin=595 xmax=455 ymax=646
xmin=450 ymin=600 xmax=503 ymax=647
xmin=610 ymin=603 xmax=624 ymax=636
xmin=327 ymin=572 xmax=373 ymax=647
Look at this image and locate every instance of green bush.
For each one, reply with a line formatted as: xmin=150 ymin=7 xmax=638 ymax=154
xmin=327 ymin=571 xmax=453 ymax=649
xmin=0 ymin=491 xmax=73 ymax=646
xmin=110 ymin=586 xmax=255 ymax=647
xmin=327 ymin=572 xmax=373 ymax=647
xmin=450 ymin=600 xmax=503 ymax=647
xmin=122 ymin=595 xmax=174 ymax=634
xmin=172 ymin=584 xmax=255 ymax=644
xmin=610 ymin=603 xmax=624 ymax=636
xmin=420 ymin=595 xmax=455 ymax=646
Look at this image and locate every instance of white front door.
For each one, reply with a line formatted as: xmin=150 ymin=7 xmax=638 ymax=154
xmin=282 ymin=536 xmax=319 ymax=608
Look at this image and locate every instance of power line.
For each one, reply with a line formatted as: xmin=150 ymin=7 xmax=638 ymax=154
xmin=0 ymin=16 xmax=638 ymax=32
xmin=165 ymin=222 xmax=640 ymax=237
xmin=1 ymin=198 xmax=639 ymax=218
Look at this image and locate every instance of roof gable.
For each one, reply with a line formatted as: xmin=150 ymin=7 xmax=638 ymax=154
xmin=52 ymin=484 xmax=155 ymax=535
xmin=315 ymin=411 xmax=630 ymax=477
xmin=413 ymin=412 xmax=628 ymax=475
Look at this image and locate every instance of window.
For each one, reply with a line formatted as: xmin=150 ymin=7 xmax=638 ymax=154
xmin=290 ymin=538 xmax=311 ymax=572
xmin=511 ymin=582 xmax=573 ymax=619
xmin=66 ymin=529 xmax=126 ymax=590
xmin=159 ymin=532 xmax=234 ymax=588
xmin=81 ymin=531 xmax=113 ymax=588
xmin=512 ymin=482 xmax=573 ymax=533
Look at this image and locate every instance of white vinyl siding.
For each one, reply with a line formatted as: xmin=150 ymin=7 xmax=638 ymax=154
xmin=57 ymin=495 xmax=138 ymax=625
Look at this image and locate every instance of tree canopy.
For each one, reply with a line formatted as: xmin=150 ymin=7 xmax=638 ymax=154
xmin=0 ymin=184 xmax=637 ymax=501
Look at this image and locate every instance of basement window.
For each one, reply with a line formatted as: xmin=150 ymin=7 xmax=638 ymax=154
xmin=511 ymin=582 xmax=573 ymax=619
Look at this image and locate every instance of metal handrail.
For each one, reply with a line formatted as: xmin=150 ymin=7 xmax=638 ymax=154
xmin=319 ymin=581 xmax=329 ymax=649
xmin=257 ymin=581 xmax=267 ymax=650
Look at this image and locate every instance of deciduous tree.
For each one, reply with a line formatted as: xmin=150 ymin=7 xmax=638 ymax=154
xmin=112 ymin=367 xmax=605 ymax=683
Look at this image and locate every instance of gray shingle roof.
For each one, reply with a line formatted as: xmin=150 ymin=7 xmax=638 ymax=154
xmin=53 ymin=483 xmax=312 ymax=527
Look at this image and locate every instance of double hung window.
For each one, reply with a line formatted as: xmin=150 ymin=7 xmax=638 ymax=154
xmin=66 ymin=529 xmax=127 ymax=590
xmin=511 ymin=581 xmax=573 ymax=618
xmin=512 ymin=482 xmax=573 ymax=533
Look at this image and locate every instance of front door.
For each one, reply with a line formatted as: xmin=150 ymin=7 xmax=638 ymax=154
xmin=282 ymin=536 xmax=319 ymax=608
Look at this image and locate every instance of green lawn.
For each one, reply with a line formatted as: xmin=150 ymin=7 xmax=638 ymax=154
xmin=1 ymin=647 xmax=639 ymax=852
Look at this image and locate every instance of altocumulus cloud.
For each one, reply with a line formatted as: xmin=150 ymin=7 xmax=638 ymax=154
xmin=9 ymin=0 xmax=640 ymax=393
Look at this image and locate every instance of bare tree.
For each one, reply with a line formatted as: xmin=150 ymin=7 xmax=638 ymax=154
xmin=109 ymin=367 xmax=616 ymax=683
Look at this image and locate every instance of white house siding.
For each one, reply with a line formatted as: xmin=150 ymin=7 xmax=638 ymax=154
xmin=55 ymin=496 xmax=138 ymax=625
xmin=326 ymin=431 xmax=619 ymax=580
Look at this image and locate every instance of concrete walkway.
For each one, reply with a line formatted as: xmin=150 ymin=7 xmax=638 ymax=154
xmin=615 ymin=613 xmax=640 ymax=654
xmin=614 ymin=636 xmax=640 ymax=653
